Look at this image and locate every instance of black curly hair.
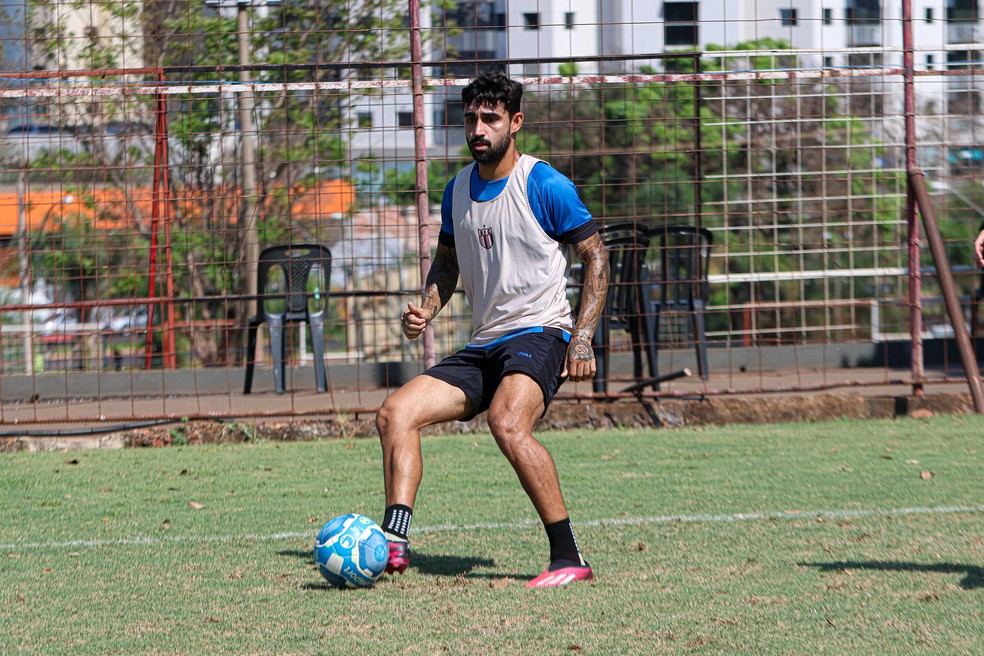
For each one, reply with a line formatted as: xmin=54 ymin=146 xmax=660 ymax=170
xmin=461 ymin=71 xmax=523 ymax=116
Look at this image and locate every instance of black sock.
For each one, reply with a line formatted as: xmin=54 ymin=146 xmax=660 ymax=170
xmin=544 ymin=517 xmax=585 ymax=565
xmin=382 ymin=504 xmax=413 ymax=540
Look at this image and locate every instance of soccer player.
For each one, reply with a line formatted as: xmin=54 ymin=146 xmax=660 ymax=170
xmin=376 ymin=71 xmax=609 ymax=588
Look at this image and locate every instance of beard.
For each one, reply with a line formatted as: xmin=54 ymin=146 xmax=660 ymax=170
xmin=468 ymin=133 xmax=511 ymax=164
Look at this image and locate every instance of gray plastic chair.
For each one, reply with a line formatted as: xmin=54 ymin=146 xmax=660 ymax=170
xmin=243 ymin=244 xmax=331 ymax=394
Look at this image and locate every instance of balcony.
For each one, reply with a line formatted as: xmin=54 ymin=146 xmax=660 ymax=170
xmin=848 ymin=24 xmax=882 ymax=47
xmin=948 ymin=22 xmax=978 ymax=44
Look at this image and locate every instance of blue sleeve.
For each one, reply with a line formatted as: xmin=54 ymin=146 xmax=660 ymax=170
xmin=440 ymin=178 xmax=455 ymax=237
xmin=527 ymin=162 xmax=594 ymax=241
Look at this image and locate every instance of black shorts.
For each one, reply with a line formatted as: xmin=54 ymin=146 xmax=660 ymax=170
xmin=423 ymin=329 xmax=569 ymax=420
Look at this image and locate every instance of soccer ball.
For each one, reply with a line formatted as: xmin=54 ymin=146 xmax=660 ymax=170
xmin=314 ymin=513 xmax=388 ymax=588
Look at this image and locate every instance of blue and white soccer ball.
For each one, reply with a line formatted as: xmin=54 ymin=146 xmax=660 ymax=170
xmin=314 ymin=513 xmax=388 ymax=588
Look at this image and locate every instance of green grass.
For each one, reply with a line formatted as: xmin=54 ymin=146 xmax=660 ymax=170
xmin=1 ymin=415 xmax=982 ymax=655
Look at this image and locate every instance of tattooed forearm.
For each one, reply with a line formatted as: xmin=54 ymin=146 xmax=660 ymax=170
xmin=422 ymin=242 xmax=460 ymax=318
xmin=572 ymin=231 xmax=610 ymax=343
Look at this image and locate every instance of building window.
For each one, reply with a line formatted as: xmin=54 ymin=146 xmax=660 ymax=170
xmin=947 ymin=50 xmax=975 ymax=69
xmin=925 ymin=7 xmax=934 ymax=21
xmin=523 ymin=12 xmax=540 ymax=30
xmin=664 ymin=2 xmax=698 ymax=47
xmin=927 ymin=54 xmax=935 ymax=69
xmin=445 ymin=99 xmax=463 ymax=127
xmin=947 ymin=0 xmax=979 ymax=21
xmin=357 ymin=112 xmax=372 ymax=129
xmin=397 ymin=111 xmax=413 ymax=128
xmin=565 ymin=12 xmax=575 ymax=29
xmin=665 ymin=24 xmax=697 ymax=45
xmin=664 ymin=2 xmax=697 ymax=22
xmin=823 ymin=8 xmax=833 ymax=24
xmin=846 ymin=0 xmax=881 ymax=22
xmin=849 ymin=52 xmax=882 ymax=67
xmin=780 ymin=8 xmax=798 ymax=26
xmin=823 ymin=56 xmax=833 ymax=68
xmin=946 ymin=50 xmax=981 ymax=114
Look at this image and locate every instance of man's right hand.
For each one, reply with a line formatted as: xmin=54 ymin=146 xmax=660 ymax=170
xmin=975 ymin=229 xmax=984 ymax=269
xmin=400 ymin=302 xmax=432 ymax=340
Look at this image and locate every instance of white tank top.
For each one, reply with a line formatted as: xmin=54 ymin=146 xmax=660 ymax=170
xmin=450 ymin=154 xmax=574 ymax=346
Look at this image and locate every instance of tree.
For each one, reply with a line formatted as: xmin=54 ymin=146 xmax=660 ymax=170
xmin=700 ymin=39 xmax=905 ymax=341
xmin=519 ymin=57 xmax=737 ymax=226
xmin=519 ymin=40 xmax=904 ymax=344
xmin=18 ymin=0 xmax=422 ymax=365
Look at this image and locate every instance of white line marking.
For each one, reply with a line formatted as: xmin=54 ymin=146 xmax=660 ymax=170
xmin=2 ymin=505 xmax=981 ymax=552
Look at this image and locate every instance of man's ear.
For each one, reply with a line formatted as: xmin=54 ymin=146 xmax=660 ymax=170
xmin=510 ymin=111 xmax=524 ymax=137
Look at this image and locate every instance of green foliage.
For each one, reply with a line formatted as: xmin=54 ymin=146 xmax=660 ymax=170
xmin=33 ymin=209 xmax=140 ymax=321
xmin=522 ymin=70 xmax=704 ymax=222
xmin=519 ymin=38 xmax=905 ymax=342
xmin=168 ymin=426 xmax=188 ymax=446
xmin=22 ymin=0 xmax=419 ymax=366
xmin=705 ymin=37 xmax=798 ymax=72
xmin=558 ymin=62 xmax=579 ymax=77
xmin=378 ymin=150 xmax=471 ymax=207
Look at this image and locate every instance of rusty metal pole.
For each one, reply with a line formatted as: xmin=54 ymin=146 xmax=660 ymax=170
xmin=238 ymin=1 xmax=260 ymax=324
xmin=902 ymin=0 xmax=924 ymax=396
xmin=146 ymin=79 xmax=165 ymax=370
xmin=909 ymin=173 xmax=984 ymax=412
xmin=16 ymin=170 xmax=33 ymax=373
xmin=902 ymin=0 xmax=984 ymax=412
xmin=409 ymin=0 xmax=435 ymax=369
xmin=160 ymin=72 xmax=177 ymax=369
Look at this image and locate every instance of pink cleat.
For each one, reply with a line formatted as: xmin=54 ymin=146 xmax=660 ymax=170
xmin=525 ymin=561 xmax=593 ymax=588
xmin=386 ymin=540 xmax=410 ymax=574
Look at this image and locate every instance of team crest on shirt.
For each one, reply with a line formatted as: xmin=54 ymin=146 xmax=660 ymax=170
xmin=478 ymin=225 xmax=494 ymax=249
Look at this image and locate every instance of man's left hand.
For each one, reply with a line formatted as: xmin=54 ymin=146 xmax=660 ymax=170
xmin=562 ymin=335 xmax=596 ymax=382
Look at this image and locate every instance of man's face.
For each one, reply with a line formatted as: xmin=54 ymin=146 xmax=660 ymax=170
xmin=464 ymin=101 xmax=521 ymax=164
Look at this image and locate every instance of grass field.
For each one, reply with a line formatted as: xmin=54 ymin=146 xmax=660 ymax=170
xmin=1 ymin=415 xmax=982 ymax=655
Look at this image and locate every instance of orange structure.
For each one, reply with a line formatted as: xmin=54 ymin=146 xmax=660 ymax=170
xmin=0 ymin=179 xmax=356 ymax=239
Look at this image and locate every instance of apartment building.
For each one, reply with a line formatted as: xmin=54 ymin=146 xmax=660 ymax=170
xmin=351 ymin=0 xmax=980 ymax=161
xmin=5 ymin=1 xmax=978 ymax=170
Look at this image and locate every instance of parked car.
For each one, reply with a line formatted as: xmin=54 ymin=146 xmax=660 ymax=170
xmin=0 ymin=124 xmax=85 ymax=164
xmin=106 ymin=307 xmax=149 ymax=333
xmin=39 ymin=310 xmax=80 ymax=336
xmin=99 ymin=121 xmax=154 ymax=161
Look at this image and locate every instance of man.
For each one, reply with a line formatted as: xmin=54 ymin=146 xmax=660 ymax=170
xmin=375 ymin=71 xmax=609 ymax=588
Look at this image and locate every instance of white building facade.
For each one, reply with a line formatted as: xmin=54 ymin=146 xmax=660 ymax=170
xmin=351 ymin=0 xmax=982 ymax=165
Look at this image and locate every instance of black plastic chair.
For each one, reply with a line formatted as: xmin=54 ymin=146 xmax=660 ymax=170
xmin=243 ymin=244 xmax=331 ymax=394
xmin=648 ymin=224 xmax=713 ymax=381
xmin=589 ymin=223 xmax=660 ymax=394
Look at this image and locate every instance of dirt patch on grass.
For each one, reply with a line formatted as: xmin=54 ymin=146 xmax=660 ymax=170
xmin=1 ymin=391 xmax=975 ymax=452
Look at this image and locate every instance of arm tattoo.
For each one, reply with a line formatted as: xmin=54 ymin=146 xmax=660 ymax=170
xmin=422 ymin=242 xmax=460 ymax=318
xmin=571 ymin=232 xmax=610 ymax=353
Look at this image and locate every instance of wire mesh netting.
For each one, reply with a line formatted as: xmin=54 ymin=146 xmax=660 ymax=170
xmin=1 ymin=1 xmax=983 ymax=425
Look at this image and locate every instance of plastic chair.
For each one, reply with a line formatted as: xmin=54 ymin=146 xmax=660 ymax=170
xmin=243 ymin=244 xmax=332 ymax=394
xmin=648 ymin=224 xmax=713 ymax=381
xmin=588 ymin=223 xmax=660 ymax=394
